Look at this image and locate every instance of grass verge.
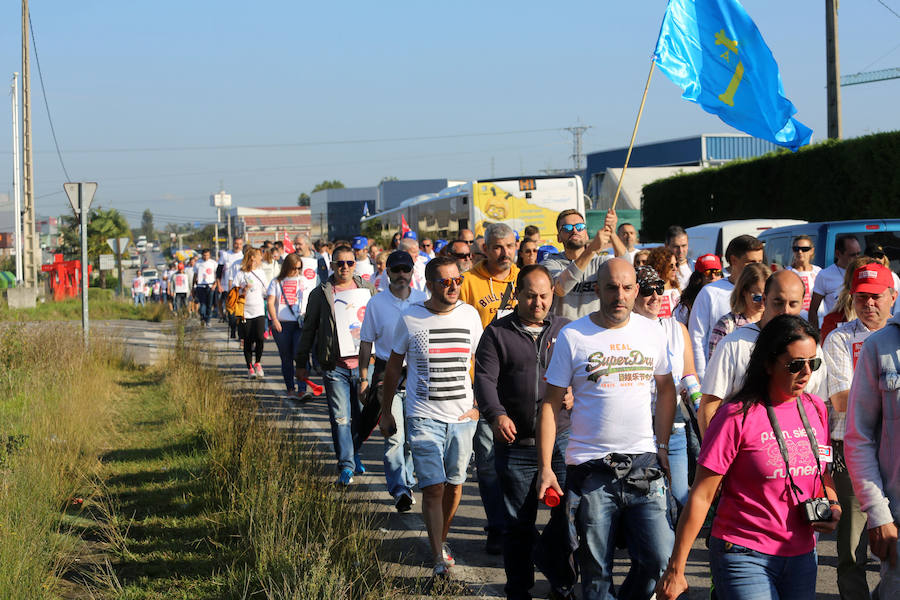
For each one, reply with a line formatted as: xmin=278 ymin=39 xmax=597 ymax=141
xmin=0 ymin=294 xmax=169 ymax=322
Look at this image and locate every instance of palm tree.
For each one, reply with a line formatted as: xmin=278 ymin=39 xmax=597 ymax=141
xmin=59 ymin=208 xmax=131 ymax=287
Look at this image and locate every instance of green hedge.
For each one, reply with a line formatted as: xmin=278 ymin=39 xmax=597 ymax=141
xmin=641 ymin=131 xmax=900 ymax=240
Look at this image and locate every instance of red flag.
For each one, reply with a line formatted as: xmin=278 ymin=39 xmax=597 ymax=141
xmin=400 ymin=215 xmax=411 ymax=236
xmin=283 ymin=232 xmax=295 ymax=254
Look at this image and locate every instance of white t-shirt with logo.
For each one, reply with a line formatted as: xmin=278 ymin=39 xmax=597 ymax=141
xmin=812 ymin=263 xmax=845 ymax=322
xmin=354 ymin=257 xmax=375 ymax=283
xmin=132 ymin=276 xmax=144 ymax=296
xmin=173 ymin=272 xmax=190 ymax=294
xmin=266 ymin=276 xmax=303 ymax=322
xmin=391 ymin=301 xmax=483 ymax=423
xmin=360 ymin=288 xmax=428 ymax=361
xmin=234 ymin=269 xmax=268 ymax=319
xmin=298 ymin=256 xmax=319 ymax=315
xmin=195 ymin=259 xmax=218 ymax=285
xmin=658 ymin=288 xmax=681 ymax=320
xmin=219 ymin=250 xmax=244 ymax=286
xmin=787 ymin=265 xmax=822 ymax=322
xmin=544 ymin=313 xmax=671 ymax=465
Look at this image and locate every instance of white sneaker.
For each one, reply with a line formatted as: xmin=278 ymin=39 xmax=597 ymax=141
xmin=248 ymin=367 xmax=256 ymax=379
xmin=254 ymin=363 xmax=264 ymax=378
xmin=441 ymin=543 xmax=456 ymax=567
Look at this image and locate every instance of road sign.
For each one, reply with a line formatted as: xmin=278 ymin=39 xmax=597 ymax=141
xmin=107 ymin=237 xmax=130 ymax=254
xmin=99 ymin=254 xmax=115 ymax=270
xmin=63 ymin=182 xmax=98 ymax=215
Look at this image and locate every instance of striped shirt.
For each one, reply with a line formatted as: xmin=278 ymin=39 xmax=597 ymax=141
xmin=391 ymin=301 xmax=483 ymax=423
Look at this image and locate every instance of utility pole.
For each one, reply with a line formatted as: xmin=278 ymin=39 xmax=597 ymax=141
xmin=21 ymin=0 xmax=38 ymax=287
xmin=64 ymin=183 xmax=97 ymax=349
xmin=565 ymin=124 xmax=591 ymax=171
xmin=826 ymin=0 xmax=841 ymax=139
xmin=10 ymin=73 xmax=23 ymax=283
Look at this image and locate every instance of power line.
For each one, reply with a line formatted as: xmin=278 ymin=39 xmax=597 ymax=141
xmin=28 ymin=13 xmax=70 ymax=181
xmin=876 ymin=0 xmax=900 ymax=20
xmin=860 ymin=39 xmax=900 ymax=71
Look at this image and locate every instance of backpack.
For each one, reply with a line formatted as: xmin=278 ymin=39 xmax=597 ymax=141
xmin=225 ymin=287 xmax=245 ymax=318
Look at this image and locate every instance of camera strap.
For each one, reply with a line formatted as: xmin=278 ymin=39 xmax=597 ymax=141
xmin=763 ymin=394 xmax=827 ymax=504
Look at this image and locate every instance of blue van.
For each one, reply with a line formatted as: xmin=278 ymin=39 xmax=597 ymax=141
xmin=758 ymin=219 xmax=900 ymax=272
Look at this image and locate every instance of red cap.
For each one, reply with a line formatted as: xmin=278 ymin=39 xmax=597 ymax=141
xmin=851 ymin=263 xmax=894 ymax=294
xmin=694 ymin=254 xmax=722 ymax=272
xmin=177 ymin=262 xmax=184 ymax=271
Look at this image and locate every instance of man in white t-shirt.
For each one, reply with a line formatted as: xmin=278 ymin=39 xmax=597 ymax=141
xmin=617 ymin=222 xmax=640 ymax=266
xmin=823 ymin=263 xmax=897 ymax=599
xmin=193 ymin=248 xmax=218 ymax=326
xmin=131 ymin=271 xmax=146 ymax=306
xmin=399 ymin=237 xmax=427 ymax=292
xmin=810 ymin=234 xmax=861 ymax=329
xmin=359 ymin=251 xmax=427 ymax=513
xmin=380 ymin=256 xmax=482 ymax=579
xmin=688 ymin=234 xmax=764 ymax=378
xmin=352 ymin=236 xmax=375 ymax=282
xmin=172 ymin=263 xmax=190 ymax=312
xmin=218 ymin=237 xmax=245 ymax=325
xmin=537 ymin=258 xmax=676 ymax=599
xmin=785 ymin=234 xmax=822 ymax=322
xmin=698 ymin=270 xmax=828 ymax=433
xmin=665 ymin=225 xmax=692 ymax=290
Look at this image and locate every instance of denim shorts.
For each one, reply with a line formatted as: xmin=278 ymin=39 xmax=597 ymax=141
xmin=406 ymin=417 xmax=477 ymax=488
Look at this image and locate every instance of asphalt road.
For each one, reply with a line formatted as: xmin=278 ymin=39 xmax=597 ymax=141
xmin=105 ymin=315 xmax=881 ymax=599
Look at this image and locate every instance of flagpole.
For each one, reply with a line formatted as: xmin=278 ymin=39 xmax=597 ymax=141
xmin=611 ymin=59 xmax=655 ymax=212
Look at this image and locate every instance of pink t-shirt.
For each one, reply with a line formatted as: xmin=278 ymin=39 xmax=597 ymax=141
xmin=700 ymin=394 xmax=829 ymax=557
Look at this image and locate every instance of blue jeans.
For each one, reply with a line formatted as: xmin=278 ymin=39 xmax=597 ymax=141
xmin=133 ymin=292 xmax=146 ymax=306
xmin=569 ymin=457 xmax=674 ymax=600
xmin=668 ymin=426 xmax=689 ymax=508
xmin=474 ymin=416 xmax=506 ymax=533
xmin=271 ymin=321 xmax=301 ymax=392
xmin=383 ymin=390 xmax=414 ymax=497
xmin=196 ymin=285 xmax=213 ymax=323
xmin=322 ymin=365 xmax=362 ymax=473
xmin=494 ymin=435 xmax=568 ymax=600
xmin=708 ymin=537 xmax=817 ymax=600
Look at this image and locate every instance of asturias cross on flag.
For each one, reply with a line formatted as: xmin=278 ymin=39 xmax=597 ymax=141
xmin=653 ymin=0 xmax=813 ymax=151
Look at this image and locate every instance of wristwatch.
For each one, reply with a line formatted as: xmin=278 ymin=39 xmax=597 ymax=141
xmin=656 ymin=442 xmax=669 ymax=451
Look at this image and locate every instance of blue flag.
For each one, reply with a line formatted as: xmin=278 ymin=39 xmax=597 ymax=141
xmin=363 ymin=201 xmax=370 ymax=217
xmin=654 ymin=0 xmax=812 ymax=151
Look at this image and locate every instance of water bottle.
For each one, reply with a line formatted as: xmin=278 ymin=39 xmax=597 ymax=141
xmin=682 ymin=373 xmax=702 ymax=412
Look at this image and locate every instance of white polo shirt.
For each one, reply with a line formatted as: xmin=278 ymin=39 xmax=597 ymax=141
xmin=360 ymin=287 xmax=428 ymax=361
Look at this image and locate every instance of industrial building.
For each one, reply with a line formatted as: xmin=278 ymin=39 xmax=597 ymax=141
xmin=227 ymin=206 xmax=311 ymax=247
xmin=309 ymin=187 xmax=377 ymax=241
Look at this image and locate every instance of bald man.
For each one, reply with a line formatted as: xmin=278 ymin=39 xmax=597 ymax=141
xmin=698 ymin=269 xmax=829 ymax=433
xmin=538 ymin=258 xmax=676 ymax=598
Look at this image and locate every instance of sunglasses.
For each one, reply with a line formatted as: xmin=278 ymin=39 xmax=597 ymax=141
xmin=639 ymin=283 xmax=665 ymax=297
xmin=559 ymin=223 xmax=587 ymax=233
xmin=784 ymin=357 xmax=822 ymax=374
xmin=433 ymin=276 xmax=463 ymax=288
xmin=751 ymin=293 xmax=763 ymax=303
xmin=389 ymin=265 xmax=412 ymax=273
xmin=451 ymin=252 xmax=472 ymax=259
xmin=704 ymin=269 xmax=723 ymax=277
xmin=792 ymin=246 xmax=813 ymax=253
xmin=333 ymin=260 xmax=355 ymax=268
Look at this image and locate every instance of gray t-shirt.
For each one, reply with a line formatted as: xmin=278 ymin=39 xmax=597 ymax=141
xmin=541 ymin=250 xmax=612 ymax=321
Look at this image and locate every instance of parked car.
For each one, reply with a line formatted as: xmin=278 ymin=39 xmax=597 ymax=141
xmin=685 ymin=219 xmax=807 ymax=264
xmin=758 ymin=219 xmax=900 ymax=272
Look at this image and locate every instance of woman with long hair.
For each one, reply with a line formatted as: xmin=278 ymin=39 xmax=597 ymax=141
xmin=517 ymin=239 xmax=539 ymax=268
xmin=646 ymin=246 xmax=681 ymax=319
xmin=266 ymin=253 xmax=306 ymax=398
xmin=656 ymin=315 xmax=840 ymax=600
xmin=235 ymin=247 xmax=268 ymax=378
xmin=707 ymin=263 xmax=769 ymax=358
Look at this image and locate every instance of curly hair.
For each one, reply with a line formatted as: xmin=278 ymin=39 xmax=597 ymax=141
xmin=645 ymin=246 xmax=676 ymax=288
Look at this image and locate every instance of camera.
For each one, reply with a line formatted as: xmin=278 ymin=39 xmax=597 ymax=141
xmin=800 ymin=497 xmax=833 ymax=523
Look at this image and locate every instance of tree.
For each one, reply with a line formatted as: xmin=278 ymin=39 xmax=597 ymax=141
xmin=380 ymin=176 xmax=399 ymax=183
xmin=141 ymin=209 xmax=154 ymax=239
xmin=311 ymin=180 xmax=345 ymax=193
xmin=297 ymin=192 xmax=310 ymax=207
xmin=58 ymin=207 xmax=131 ymax=287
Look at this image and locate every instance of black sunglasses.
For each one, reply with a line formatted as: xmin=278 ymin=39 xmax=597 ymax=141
xmin=333 ymin=260 xmax=355 ymax=267
xmin=870 ymin=251 xmax=886 ymax=260
xmin=792 ymin=246 xmax=813 ymax=253
xmin=784 ymin=357 xmax=822 ymax=374
xmin=451 ymin=251 xmax=472 ymax=259
xmin=389 ymin=265 xmax=412 ymax=273
xmin=639 ymin=283 xmax=665 ymax=297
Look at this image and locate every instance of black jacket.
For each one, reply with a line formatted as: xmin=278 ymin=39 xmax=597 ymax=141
xmin=296 ymin=275 xmax=375 ymax=371
xmin=474 ymin=311 xmax=570 ymax=440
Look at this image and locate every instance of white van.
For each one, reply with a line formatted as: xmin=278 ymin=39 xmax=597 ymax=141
xmin=686 ymin=219 xmax=807 ymax=264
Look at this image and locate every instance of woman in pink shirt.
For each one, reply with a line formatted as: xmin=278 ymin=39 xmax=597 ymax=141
xmin=656 ymin=315 xmax=840 ymax=600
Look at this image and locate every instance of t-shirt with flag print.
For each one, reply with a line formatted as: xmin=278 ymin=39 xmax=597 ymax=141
xmin=391 ymin=301 xmax=483 ymax=423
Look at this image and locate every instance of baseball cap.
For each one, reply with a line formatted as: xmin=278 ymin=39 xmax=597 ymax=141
xmin=865 ymin=244 xmax=887 ymax=259
xmin=536 ymin=244 xmax=558 ymax=264
xmin=851 ymin=263 xmax=894 ymax=294
xmin=386 ymin=250 xmax=415 ymax=270
xmin=434 ymin=239 xmax=448 ymax=253
xmin=402 ymin=230 xmax=418 ymax=240
xmin=635 ymin=265 xmax=664 ymax=288
xmin=351 ymin=236 xmax=367 ymax=250
xmin=695 ymin=254 xmax=723 ymax=272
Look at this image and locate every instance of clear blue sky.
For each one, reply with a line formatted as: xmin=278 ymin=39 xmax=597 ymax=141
xmin=0 ymin=1 xmax=897 ymax=228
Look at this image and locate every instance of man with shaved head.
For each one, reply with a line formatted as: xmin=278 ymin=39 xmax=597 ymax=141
xmin=537 ymin=258 xmax=676 ymax=599
xmin=698 ymin=269 xmax=829 ymax=433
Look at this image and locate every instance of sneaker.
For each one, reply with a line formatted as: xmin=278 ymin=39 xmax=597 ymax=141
xmin=254 ymin=363 xmax=264 ymax=378
xmin=297 ymin=392 xmax=313 ymax=403
xmin=248 ymin=367 xmax=256 ymax=379
xmin=394 ymin=492 xmax=414 ymax=513
xmin=432 ymin=561 xmax=451 ymax=580
xmin=353 ymin=454 xmax=366 ymax=475
xmin=485 ymin=528 xmax=503 ymax=555
xmin=337 ymin=468 xmax=354 ymax=486
xmin=441 ymin=542 xmax=456 ymax=567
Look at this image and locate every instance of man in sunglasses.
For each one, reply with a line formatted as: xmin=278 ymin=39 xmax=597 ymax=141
xmin=358 ymin=251 xmax=427 ymax=513
xmin=380 ymin=256 xmax=483 ymax=579
xmin=296 ymin=244 xmax=376 ymax=486
xmin=824 ymin=263 xmax=898 ymax=599
xmin=543 ymin=209 xmax=618 ymax=320
xmin=698 ymin=270 xmax=828 ymax=434
xmin=845 ymin=271 xmax=900 ymax=598
xmin=785 ymin=235 xmax=821 ymax=322
xmin=399 ymin=237 xmax=428 ymax=292
xmin=448 ymin=240 xmax=473 ymax=274
xmin=810 ymin=234 xmax=861 ymax=330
